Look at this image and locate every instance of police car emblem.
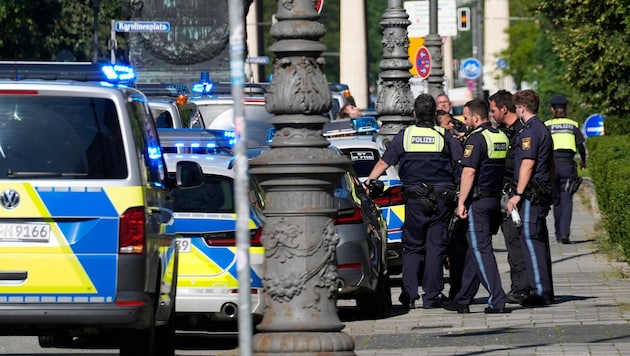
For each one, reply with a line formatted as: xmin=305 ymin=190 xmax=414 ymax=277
xmin=0 ymin=189 xmax=20 ymax=210
xmin=522 ymin=137 xmax=531 ymax=150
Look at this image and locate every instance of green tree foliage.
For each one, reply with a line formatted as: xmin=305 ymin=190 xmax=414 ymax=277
xmin=0 ymin=0 xmax=122 ymax=61
xmin=537 ymin=0 xmax=630 ymax=118
xmin=0 ymin=1 xmax=61 ymax=59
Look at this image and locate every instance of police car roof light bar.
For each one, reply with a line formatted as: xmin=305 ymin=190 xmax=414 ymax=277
xmin=0 ymin=61 xmax=136 ymax=85
xmin=158 ymin=128 xmax=236 ymax=155
xmin=192 ymin=71 xmax=215 ymax=95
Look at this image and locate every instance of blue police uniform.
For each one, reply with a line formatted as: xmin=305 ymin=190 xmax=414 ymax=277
xmin=514 ymin=115 xmax=555 ymax=305
xmin=382 ymin=122 xmax=460 ymax=308
xmin=545 ymin=116 xmax=586 ymax=243
xmin=497 ymin=119 xmax=532 ymax=301
xmin=449 ymin=122 xmax=509 ymax=310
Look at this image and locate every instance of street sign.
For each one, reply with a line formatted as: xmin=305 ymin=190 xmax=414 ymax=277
xmin=115 ymin=21 xmax=170 ymax=33
xmin=246 ymin=56 xmax=270 ymax=65
xmin=315 ymin=0 xmax=324 ymax=14
xmin=584 ymin=113 xmax=605 ymax=138
xmin=405 ymin=0 xmax=457 ymax=37
xmin=415 ymin=46 xmax=431 ymax=79
xmin=460 ymin=57 xmax=482 ymax=79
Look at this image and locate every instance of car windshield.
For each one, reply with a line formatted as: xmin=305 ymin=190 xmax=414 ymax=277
xmin=0 ymin=96 xmax=127 ymax=179
xmin=172 ymin=174 xmax=234 ymax=213
xmin=196 ymin=102 xmax=273 ymax=148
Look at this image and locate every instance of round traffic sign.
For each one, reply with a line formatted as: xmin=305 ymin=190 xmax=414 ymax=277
xmin=584 ymin=113 xmax=605 ymax=138
xmin=315 ymin=0 xmax=324 ymax=14
xmin=416 ymin=46 xmax=431 ymax=79
xmin=460 ymin=57 xmax=482 ymax=79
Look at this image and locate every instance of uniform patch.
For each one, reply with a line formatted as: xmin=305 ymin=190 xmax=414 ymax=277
xmin=464 ymin=144 xmax=474 ymax=157
xmin=521 ymin=137 xmax=531 ymax=150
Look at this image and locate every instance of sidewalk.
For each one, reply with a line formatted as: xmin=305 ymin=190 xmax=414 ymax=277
xmin=341 ymin=179 xmax=630 ymax=355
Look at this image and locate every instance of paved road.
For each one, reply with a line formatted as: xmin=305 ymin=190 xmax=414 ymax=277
xmin=4 ymin=179 xmax=629 ymax=355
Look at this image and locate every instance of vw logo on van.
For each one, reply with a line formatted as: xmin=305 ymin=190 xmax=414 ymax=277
xmin=0 ymin=189 xmax=20 ymax=210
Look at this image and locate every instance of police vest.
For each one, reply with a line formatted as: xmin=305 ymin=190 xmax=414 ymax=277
xmin=399 ymin=125 xmax=453 ymax=186
xmin=545 ymin=118 xmax=578 ymax=152
xmin=468 ymin=126 xmax=509 ymax=191
xmin=468 ymin=126 xmax=509 ymax=160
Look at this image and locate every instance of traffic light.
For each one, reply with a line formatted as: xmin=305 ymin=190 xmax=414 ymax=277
xmin=458 ymin=8 xmax=471 ymax=31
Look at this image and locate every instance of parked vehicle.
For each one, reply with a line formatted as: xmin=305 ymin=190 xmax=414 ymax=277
xmin=333 ymin=158 xmax=391 ymax=318
xmin=0 ymin=62 xmax=203 ymax=356
xmin=325 ymin=117 xmax=405 ymax=274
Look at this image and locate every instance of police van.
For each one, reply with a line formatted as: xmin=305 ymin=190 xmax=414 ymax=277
xmin=0 ymin=62 xmax=203 ymax=355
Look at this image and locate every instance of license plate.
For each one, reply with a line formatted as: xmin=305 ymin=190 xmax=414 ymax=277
xmin=176 ymin=238 xmax=191 ymax=253
xmin=350 ymin=151 xmax=375 ymax=161
xmin=0 ymin=223 xmax=51 ymax=242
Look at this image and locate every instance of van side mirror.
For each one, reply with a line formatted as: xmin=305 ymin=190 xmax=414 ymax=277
xmin=176 ymin=161 xmax=204 ymax=187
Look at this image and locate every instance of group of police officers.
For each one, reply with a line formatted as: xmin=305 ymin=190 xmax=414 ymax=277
xmin=365 ymin=88 xmax=586 ymax=314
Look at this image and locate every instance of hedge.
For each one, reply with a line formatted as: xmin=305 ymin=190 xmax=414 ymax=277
xmin=586 ymin=135 xmax=630 ymax=257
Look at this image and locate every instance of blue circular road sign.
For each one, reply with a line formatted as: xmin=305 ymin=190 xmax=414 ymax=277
xmin=584 ymin=113 xmax=605 ymax=138
xmin=460 ymin=57 xmax=482 ymax=79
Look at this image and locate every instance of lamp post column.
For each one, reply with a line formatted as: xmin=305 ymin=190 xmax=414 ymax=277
xmin=425 ymin=0 xmax=444 ymax=98
xmin=250 ymin=0 xmax=354 ymax=355
xmin=376 ymin=0 xmax=415 ymax=139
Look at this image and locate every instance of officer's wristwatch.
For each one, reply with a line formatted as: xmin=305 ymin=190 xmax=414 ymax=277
xmin=514 ymin=191 xmax=523 ymax=197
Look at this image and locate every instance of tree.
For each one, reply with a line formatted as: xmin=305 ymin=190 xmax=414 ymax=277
xmin=0 ymin=0 xmax=122 ymax=62
xmin=537 ymin=0 xmax=630 ymax=117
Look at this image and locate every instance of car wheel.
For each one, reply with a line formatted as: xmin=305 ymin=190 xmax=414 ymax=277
xmin=120 ymin=297 xmax=157 ymax=356
xmin=355 ymin=271 xmax=391 ymax=318
xmin=155 ymin=299 xmax=176 ymax=356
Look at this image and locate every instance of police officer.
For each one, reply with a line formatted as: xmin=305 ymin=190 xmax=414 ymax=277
xmin=507 ymin=89 xmax=555 ymax=307
xmin=442 ymin=99 xmax=510 ymax=314
xmin=365 ymin=94 xmax=461 ymax=309
xmin=489 ymin=90 xmax=532 ymax=304
xmin=545 ymin=95 xmax=586 ymax=244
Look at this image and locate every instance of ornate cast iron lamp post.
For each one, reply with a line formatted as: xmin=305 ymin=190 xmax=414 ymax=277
xmin=250 ymin=0 xmax=354 ymax=354
xmin=375 ymin=0 xmax=415 ymax=140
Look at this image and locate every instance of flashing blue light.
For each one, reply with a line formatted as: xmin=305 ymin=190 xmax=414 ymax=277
xmin=100 ymin=64 xmax=136 ymax=84
xmin=206 ymin=142 xmax=217 ymax=149
xmin=352 ymin=116 xmax=379 ymax=133
xmin=192 ymin=71 xmax=215 ymax=95
xmin=147 ymin=146 xmax=162 ymax=160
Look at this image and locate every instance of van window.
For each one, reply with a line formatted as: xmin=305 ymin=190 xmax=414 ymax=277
xmin=0 ymin=96 xmax=127 ymax=179
xmin=173 ymin=175 xmax=234 ymax=213
xmin=127 ymin=98 xmax=166 ymax=186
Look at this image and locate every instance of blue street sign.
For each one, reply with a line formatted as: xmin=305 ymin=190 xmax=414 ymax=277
xmin=460 ymin=57 xmax=482 ymax=79
xmin=115 ymin=21 xmax=170 ymax=33
xmin=583 ymin=113 xmax=605 ymax=138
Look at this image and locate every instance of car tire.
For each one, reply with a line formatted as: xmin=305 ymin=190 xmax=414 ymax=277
xmin=120 ymin=295 xmax=158 ymax=356
xmin=155 ymin=299 xmax=177 ymax=356
xmin=355 ymin=271 xmax=391 ymax=318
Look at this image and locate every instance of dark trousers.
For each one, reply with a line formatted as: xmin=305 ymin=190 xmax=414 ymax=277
xmin=520 ymin=199 xmax=554 ymax=302
xmin=401 ymin=192 xmax=451 ymax=306
xmin=500 ymin=216 xmax=531 ymax=294
xmin=453 ymin=197 xmax=506 ymax=308
xmin=552 ymin=158 xmax=578 ymax=240
xmin=447 ymin=219 xmax=469 ymax=300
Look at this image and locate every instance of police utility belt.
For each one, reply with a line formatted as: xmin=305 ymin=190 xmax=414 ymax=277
xmin=402 ymin=183 xmax=456 ymax=214
xmin=505 ymin=179 xmax=552 ymax=205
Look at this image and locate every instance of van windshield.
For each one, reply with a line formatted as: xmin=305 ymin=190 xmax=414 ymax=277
xmin=0 ymin=96 xmax=127 ymax=179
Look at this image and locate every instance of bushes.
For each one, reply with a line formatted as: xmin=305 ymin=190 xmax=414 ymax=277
xmin=587 ymin=135 xmax=630 ymax=258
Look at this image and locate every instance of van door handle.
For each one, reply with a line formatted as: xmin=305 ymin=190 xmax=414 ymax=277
xmin=0 ymin=271 xmax=27 ymax=281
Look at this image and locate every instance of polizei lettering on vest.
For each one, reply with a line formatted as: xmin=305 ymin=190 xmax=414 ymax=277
xmin=411 ymin=136 xmax=435 ymax=144
xmin=494 ymin=142 xmax=508 ymax=151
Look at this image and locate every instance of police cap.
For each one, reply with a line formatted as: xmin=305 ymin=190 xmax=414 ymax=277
xmin=550 ymin=95 xmax=568 ymax=108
